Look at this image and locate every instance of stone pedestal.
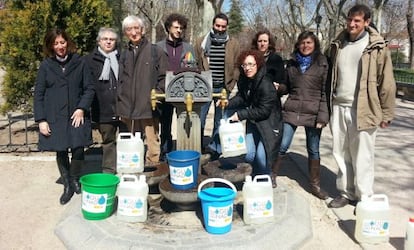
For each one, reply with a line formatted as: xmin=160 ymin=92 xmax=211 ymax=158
xmin=176 ymin=110 xmax=201 ymax=152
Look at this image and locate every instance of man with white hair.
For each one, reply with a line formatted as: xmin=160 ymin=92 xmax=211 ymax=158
xmin=117 ymin=15 xmax=168 ymax=165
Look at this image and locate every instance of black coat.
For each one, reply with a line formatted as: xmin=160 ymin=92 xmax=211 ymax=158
xmin=283 ymin=52 xmax=329 ymax=127
xmin=227 ymin=66 xmax=283 ymax=168
xmin=265 ymin=51 xmax=285 ymax=85
xmin=84 ymin=48 xmax=119 ymax=123
xmin=34 ymin=54 xmax=95 ymax=151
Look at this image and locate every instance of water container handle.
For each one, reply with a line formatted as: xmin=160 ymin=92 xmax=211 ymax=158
xmin=117 ymin=132 xmax=133 ymax=140
xmin=120 ymin=174 xmax=139 ymax=183
xmin=253 ymin=174 xmax=271 ymax=183
xmin=371 ymin=194 xmax=388 ymax=203
xmin=197 ymin=178 xmax=237 ymax=194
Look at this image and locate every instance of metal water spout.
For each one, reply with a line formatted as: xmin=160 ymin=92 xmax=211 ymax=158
xmin=183 ymin=93 xmax=194 ymax=137
xmin=150 ymin=89 xmax=165 ymax=111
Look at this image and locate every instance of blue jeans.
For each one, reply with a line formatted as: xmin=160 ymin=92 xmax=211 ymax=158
xmin=280 ymin=122 xmax=322 ymax=160
xmin=200 ymin=87 xmax=226 ymax=149
xmin=245 ymin=123 xmax=268 ymax=175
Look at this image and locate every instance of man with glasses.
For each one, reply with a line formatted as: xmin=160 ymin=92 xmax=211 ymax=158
xmin=156 ymin=13 xmax=197 ymax=161
xmin=194 ymin=13 xmax=240 ymax=158
xmin=117 ymin=15 xmax=168 ymax=166
xmin=85 ymin=27 xmax=120 ymax=174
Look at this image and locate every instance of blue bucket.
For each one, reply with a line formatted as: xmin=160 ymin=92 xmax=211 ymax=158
xmin=167 ymin=150 xmax=200 ymax=190
xmin=198 ymin=178 xmax=237 ymax=234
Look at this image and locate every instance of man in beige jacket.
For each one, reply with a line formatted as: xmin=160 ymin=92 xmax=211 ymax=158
xmin=327 ymin=4 xmax=396 ymax=208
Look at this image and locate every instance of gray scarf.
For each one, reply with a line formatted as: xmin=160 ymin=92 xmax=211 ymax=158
xmin=201 ymin=29 xmax=229 ymax=56
xmin=98 ymin=47 xmax=119 ymax=81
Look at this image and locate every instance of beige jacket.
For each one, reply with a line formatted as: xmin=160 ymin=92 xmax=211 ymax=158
xmin=329 ymin=26 xmax=396 ymax=130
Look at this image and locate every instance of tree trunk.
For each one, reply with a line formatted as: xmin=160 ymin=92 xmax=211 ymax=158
xmin=408 ymin=0 xmax=414 ymax=69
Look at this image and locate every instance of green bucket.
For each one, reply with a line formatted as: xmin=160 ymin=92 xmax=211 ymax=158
xmin=80 ymin=173 xmax=120 ymax=220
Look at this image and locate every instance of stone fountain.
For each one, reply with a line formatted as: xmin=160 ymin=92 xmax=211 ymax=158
xmin=151 ymin=69 xmax=251 ymax=209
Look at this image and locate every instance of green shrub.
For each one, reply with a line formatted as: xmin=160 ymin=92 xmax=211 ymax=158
xmin=0 ymin=0 xmax=114 ymax=114
xmin=394 ymin=69 xmax=414 ymax=84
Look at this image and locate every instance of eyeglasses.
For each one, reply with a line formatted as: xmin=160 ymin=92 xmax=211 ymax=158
xmin=241 ymin=63 xmax=257 ymax=69
xmin=101 ymin=37 xmax=116 ymax=42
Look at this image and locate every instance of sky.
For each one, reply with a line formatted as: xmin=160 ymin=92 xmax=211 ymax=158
xmin=222 ymin=0 xmax=231 ymax=13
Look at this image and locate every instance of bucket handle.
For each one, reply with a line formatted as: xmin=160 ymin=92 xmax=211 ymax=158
xmin=198 ymin=178 xmax=237 ymax=194
xmin=253 ymin=174 xmax=271 ymax=183
xmin=120 ymin=174 xmax=138 ymax=183
xmin=117 ymin=132 xmax=134 ymax=141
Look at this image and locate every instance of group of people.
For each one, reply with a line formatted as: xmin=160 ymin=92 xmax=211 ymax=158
xmin=34 ymin=3 xmax=396 ymax=209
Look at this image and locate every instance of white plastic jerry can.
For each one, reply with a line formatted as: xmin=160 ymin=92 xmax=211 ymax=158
xmin=116 ymin=174 xmax=149 ymax=222
xmin=354 ymin=194 xmax=390 ymax=244
xmin=242 ymin=175 xmax=274 ymax=225
xmin=116 ymin=132 xmax=145 ymax=174
xmin=405 ymin=217 xmax=414 ymax=250
xmin=219 ymin=119 xmax=247 ymax=158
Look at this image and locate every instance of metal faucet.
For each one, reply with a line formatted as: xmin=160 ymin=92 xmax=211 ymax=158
xmin=150 ymin=89 xmax=165 ymax=111
xmin=184 ymin=93 xmax=194 ymax=114
xmin=212 ymin=88 xmax=228 ymax=110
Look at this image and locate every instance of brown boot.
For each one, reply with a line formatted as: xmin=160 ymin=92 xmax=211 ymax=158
xmin=309 ymin=159 xmax=329 ymax=200
xmin=271 ymin=155 xmax=285 ymax=188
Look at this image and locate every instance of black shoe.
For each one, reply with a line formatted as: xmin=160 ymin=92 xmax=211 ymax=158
xmin=203 ymin=147 xmax=220 ymax=161
xmin=55 ymin=176 xmax=63 ymax=185
xmin=328 ymin=196 xmax=350 ymax=208
xmin=60 ymin=185 xmax=74 ymax=205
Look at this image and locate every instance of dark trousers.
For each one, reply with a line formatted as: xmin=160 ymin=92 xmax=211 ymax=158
xmin=98 ymin=122 xmax=119 ymax=173
xmin=160 ymin=101 xmax=174 ymax=156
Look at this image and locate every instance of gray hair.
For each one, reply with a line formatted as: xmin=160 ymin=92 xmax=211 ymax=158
xmin=122 ymin=15 xmax=146 ymax=34
xmin=96 ymin=27 xmax=118 ymax=42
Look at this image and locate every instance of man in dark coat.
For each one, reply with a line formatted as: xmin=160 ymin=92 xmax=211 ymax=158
xmin=85 ymin=27 xmax=120 ymax=174
xmin=117 ymin=15 xmax=168 ymax=165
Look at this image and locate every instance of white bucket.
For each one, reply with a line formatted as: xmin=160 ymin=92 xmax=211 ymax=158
xmin=242 ymin=175 xmax=274 ymax=225
xmin=219 ymin=119 xmax=247 ymax=158
xmin=117 ymin=132 xmax=145 ymax=174
xmin=354 ymin=194 xmax=390 ymax=244
xmin=116 ymin=174 xmax=149 ymax=222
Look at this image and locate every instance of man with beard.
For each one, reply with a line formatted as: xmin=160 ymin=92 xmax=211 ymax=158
xmin=195 ymin=13 xmax=240 ymax=158
xmin=156 ymin=13 xmax=197 ymax=161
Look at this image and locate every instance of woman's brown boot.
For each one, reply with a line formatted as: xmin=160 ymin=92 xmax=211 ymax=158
xmin=309 ymin=159 xmax=329 ymax=200
xmin=271 ymin=155 xmax=285 ymax=188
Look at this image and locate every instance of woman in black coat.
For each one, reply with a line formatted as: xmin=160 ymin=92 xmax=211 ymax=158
xmin=226 ymin=50 xmax=283 ymax=188
xmin=34 ymin=28 xmax=94 ymax=205
xmin=251 ymin=29 xmax=285 ymax=92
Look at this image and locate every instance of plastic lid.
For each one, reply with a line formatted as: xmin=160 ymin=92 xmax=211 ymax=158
xmin=409 ymin=217 xmax=414 ymax=223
